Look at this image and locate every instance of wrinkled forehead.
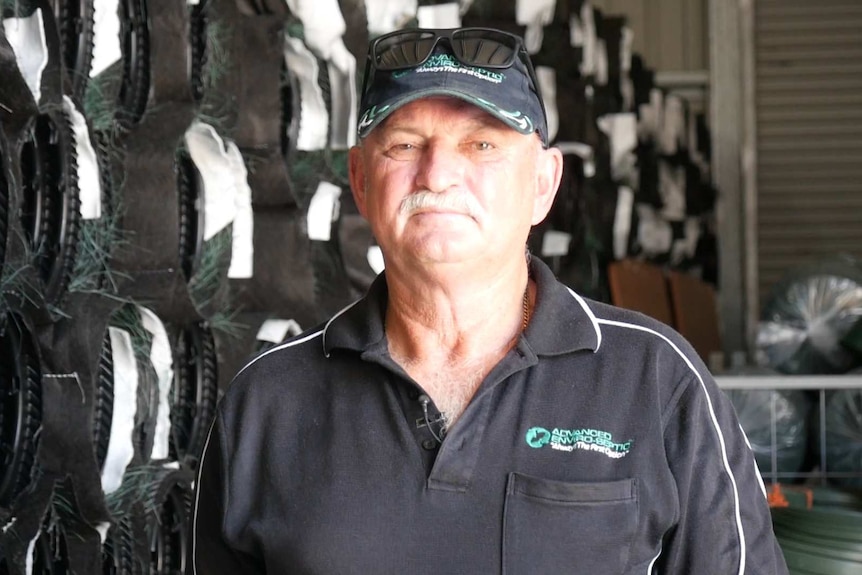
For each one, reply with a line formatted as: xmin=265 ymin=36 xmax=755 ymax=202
xmin=364 ymin=96 xmax=533 ymax=142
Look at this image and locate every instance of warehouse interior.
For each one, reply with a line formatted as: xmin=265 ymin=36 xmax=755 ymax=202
xmin=0 ymin=0 xmax=861 ymax=571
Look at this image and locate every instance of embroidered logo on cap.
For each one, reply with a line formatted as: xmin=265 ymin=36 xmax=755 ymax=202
xmin=358 ymin=104 xmax=391 ymax=131
xmin=393 ymin=53 xmax=505 ymax=84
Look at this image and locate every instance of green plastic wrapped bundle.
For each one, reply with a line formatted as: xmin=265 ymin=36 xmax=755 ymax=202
xmin=757 ymin=257 xmax=862 ymax=375
xmin=820 ymin=378 xmax=862 ymax=488
xmin=726 ymin=386 xmax=812 ymax=477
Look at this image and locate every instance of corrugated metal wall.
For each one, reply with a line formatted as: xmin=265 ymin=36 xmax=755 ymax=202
xmin=754 ymin=0 xmax=862 ymax=300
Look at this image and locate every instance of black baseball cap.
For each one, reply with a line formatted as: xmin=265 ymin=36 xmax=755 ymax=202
xmin=357 ymin=28 xmax=549 ymax=146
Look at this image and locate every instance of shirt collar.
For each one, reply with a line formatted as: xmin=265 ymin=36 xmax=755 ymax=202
xmin=322 ymin=256 xmax=601 ymax=357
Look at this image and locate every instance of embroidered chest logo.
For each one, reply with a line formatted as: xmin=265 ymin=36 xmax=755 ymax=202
xmin=526 ymin=426 xmax=633 ymax=459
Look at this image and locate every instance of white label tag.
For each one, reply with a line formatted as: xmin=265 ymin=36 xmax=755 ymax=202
xmin=367 ymin=245 xmax=385 ymax=274
xmin=138 ymin=307 xmax=174 ymax=461
xmin=284 ymin=0 xmax=346 ymax=59
xmin=3 ymin=9 xmax=48 ymax=103
xmin=101 ymin=327 xmax=138 ymax=495
xmin=257 ymin=319 xmax=303 ymax=343
xmin=307 ymin=181 xmax=342 ymax=241
xmin=613 ymin=186 xmax=634 ymax=260
xmin=91 ymin=0 xmax=122 ymax=77
xmin=63 ymin=96 xmax=102 ymax=219
xmin=327 ymin=41 xmax=358 ymax=150
xmin=284 ymin=36 xmax=329 ymax=151
xmin=417 ymin=3 xmax=461 ymax=28
xmin=541 ymin=230 xmax=572 ymax=257
xmin=184 ymin=121 xmax=236 ymax=241
xmin=536 ymin=66 xmax=557 ymax=143
xmin=364 ymin=0 xmax=418 ymax=36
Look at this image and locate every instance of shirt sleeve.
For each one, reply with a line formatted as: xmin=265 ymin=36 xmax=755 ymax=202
xmin=187 ymin=412 xmax=264 ymax=574
xmin=656 ymin=373 xmax=789 ymax=575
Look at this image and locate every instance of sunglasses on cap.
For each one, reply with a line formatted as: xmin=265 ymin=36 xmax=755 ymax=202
xmin=360 ymin=27 xmax=548 ymax=124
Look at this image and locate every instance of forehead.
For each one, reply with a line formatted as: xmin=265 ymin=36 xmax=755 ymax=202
xmin=376 ymin=96 xmax=515 ymax=134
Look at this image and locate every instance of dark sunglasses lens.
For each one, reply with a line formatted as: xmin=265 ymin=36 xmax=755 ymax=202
xmin=451 ymin=30 xmax=518 ymax=67
xmin=375 ymin=31 xmax=438 ymax=69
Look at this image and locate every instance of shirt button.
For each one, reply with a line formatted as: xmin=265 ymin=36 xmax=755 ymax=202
xmin=422 ymin=439 xmax=437 ymax=450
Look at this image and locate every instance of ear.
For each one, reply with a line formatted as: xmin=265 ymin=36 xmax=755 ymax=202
xmin=348 ymin=145 xmax=368 ymax=218
xmin=531 ymin=145 xmax=563 ymax=226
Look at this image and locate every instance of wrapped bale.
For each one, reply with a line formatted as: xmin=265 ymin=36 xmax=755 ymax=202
xmin=818 ymin=374 xmax=862 ymax=488
xmin=725 ymin=367 xmax=812 ymax=478
xmin=757 ymin=257 xmax=862 ymax=375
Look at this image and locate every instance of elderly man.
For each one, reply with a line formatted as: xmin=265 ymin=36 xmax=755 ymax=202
xmin=190 ymin=27 xmax=788 ymax=574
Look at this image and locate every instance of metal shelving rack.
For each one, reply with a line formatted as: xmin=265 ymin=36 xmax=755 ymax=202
xmin=716 ymin=375 xmax=862 ymax=486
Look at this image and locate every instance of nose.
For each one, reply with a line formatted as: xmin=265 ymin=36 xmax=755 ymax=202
xmin=414 ymin=141 xmax=466 ymax=193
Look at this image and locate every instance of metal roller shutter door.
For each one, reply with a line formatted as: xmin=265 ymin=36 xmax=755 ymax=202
xmin=754 ymin=0 xmax=862 ymax=302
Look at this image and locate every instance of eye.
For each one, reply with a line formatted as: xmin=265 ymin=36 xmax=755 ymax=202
xmin=474 ymin=141 xmax=493 ymax=151
xmin=384 ymin=141 xmax=421 ymax=160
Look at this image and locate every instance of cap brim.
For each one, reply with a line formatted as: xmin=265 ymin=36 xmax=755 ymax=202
xmin=357 ymin=88 xmax=539 ymax=141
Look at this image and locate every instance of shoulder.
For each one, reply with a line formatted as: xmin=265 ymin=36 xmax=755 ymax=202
xmin=219 ymin=324 xmax=327 ymax=403
xmin=577 ymin=295 xmax=709 ymax=380
xmin=241 ymin=325 xmax=327 ymax=376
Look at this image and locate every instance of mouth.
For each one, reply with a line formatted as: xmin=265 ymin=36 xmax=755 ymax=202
xmin=409 ymin=208 xmax=475 ymax=222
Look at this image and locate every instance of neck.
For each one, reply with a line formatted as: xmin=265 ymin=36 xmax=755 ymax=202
xmin=384 ymin=264 xmax=533 ymax=364
xmin=384 ymin=261 xmax=534 ymax=427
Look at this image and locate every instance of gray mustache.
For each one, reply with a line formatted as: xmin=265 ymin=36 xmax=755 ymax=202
xmin=399 ymin=191 xmax=480 ymax=217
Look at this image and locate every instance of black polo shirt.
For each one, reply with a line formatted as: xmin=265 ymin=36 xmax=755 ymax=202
xmin=190 ymin=258 xmax=787 ymax=575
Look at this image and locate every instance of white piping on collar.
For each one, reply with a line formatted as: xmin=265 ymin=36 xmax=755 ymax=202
xmin=565 ymin=287 xmax=603 ymax=352
xmin=322 ymin=298 xmax=364 ymax=357
xmin=193 ymin=302 xmax=365 ymax=572
xmin=235 ymin=329 xmax=324 ymax=379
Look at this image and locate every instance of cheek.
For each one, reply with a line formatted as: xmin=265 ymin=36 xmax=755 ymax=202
xmin=472 ymin=162 xmax=534 ymax=206
xmin=365 ymin=173 xmax=412 ymax=221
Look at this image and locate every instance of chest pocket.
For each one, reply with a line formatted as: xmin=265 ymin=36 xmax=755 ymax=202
xmin=502 ymin=473 xmax=637 ymax=575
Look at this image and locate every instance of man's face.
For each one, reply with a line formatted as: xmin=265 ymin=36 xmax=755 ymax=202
xmin=348 ymin=96 xmax=561 ymax=274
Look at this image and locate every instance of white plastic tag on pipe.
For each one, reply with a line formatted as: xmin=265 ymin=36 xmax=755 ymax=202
xmin=284 ymin=0 xmax=345 ymax=60
xmin=138 ymin=307 xmax=174 ymax=461
xmin=541 ymin=230 xmax=572 ymax=258
xmin=307 ymin=181 xmax=342 ymax=241
xmin=101 ymin=327 xmax=138 ymax=495
xmin=91 ymin=0 xmax=122 ymax=77
xmin=327 ymin=41 xmax=358 ymax=150
xmin=184 ymin=121 xmax=254 ymax=279
xmin=659 ymin=94 xmax=685 ymax=155
xmin=184 ymin=121 xmax=237 ymax=241
xmin=536 ymin=66 xmax=558 ymax=143
xmin=367 ymin=246 xmax=385 ymax=274
xmin=365 ymin=0 xmax=418 ymax=36
xmin=63 ymin=96 xmax=103 ymax=220
xmin=284 ymin=36 xmax=329 ymax=151
xmin=613 ymin=186 xmax=634 ymax=260
xmin=597 ymin=112 xmax=638 ymax=182
xmin=257 ymin=319 xmax=303 ymax=343
xmin=226 ymin=145 xmax=254 ymax=279
xmin=281 ymin=0 xmax=357 ymax=149
xmin=95 ymin=522 xmax=111 ymax=543
xmin=636 ymin=204 xmax=673 ymax=257
xmin=670 ymin=217 xmax=701 ymax=264
xmin=417 ymin=3 xmax=460 ymax=28
xmin=572 ymin=2 xmax=596 ymax=77
xmin=516 ymin=0 xmax=555 ymax=54
xmin=25 ymin=532 xmax=38 ymax=575
xmin=3 ymin=9 xmax=48 ymax=104
xmin=659 ymin=162 xmax=686 ymax=220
